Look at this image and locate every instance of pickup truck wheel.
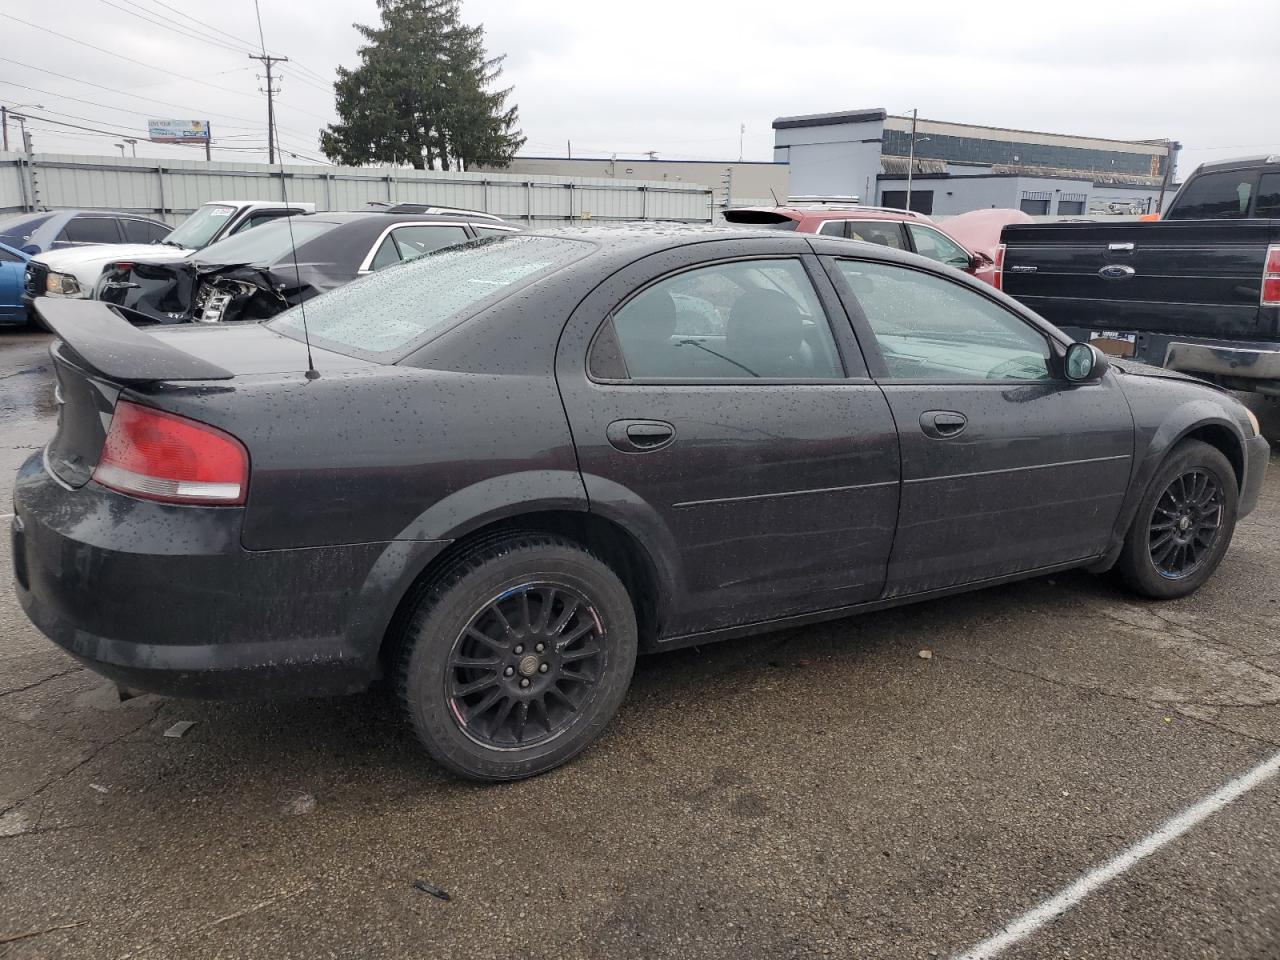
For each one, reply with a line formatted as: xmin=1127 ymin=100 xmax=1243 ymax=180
xmin=395 ymin=534 xmax=637 ymax=781
xmin=1115 ymin=440 xmax=1238 ymax=600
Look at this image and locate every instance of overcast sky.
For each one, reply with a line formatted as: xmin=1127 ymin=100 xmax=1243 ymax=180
xmin=2 ymin=0 xmax=1276 ymax=178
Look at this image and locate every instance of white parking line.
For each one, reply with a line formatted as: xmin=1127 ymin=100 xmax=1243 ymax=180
xmin=955 ymin=749 xmax=1280 ymax=959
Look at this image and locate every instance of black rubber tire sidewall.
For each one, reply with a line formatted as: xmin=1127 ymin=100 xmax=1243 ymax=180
xmin=397 ymin=536 xmax=637 ymax=782
xmin=1116 ymin=439 xmax=1238 ymax=600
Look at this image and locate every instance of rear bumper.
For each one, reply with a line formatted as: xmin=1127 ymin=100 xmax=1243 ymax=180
xmin=11 ymin=452 xmax=449 ymax=699
xmin=1240 ymin=434 xmax=1270 ymax=519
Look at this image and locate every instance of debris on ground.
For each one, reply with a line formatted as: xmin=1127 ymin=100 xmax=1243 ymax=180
xmin=89 ymin=783 xmax=109 ymax=794
xmin=282 ymin=794 xmax=316 ymax=816
xmin=412 ymin=879 xmax=452 ymax=901
xmin=163 ymin=720 xmax=196 ymax=738
xmin=0 ymin=809 xmax=33 ymax=837
xmin=918 ymin=650 xmax=934 ymax=660
xmin=0 ymin=919 xmax=88 ymax=946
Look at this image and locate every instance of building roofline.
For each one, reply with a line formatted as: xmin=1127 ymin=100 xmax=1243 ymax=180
xmin=504 ymin=155 xmax=788 ymax=167
xmin=885 ymin=114 xmax=1175 ymax=151
xmin=772 ymin=108 xmax=887 ymax=130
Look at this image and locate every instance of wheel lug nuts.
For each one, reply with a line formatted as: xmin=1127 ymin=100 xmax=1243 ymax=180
xmin=513 ymin=645 xmax=524 ymax=655
xmin=504 ymin=666 xmax=514 ymax=677
xmin=535 ymin=642 xmax=545 ymax=653
xmin=539 ymin=663 xmax=549 ymax=673
xmin=519 ymin=678 xmax=531 ymax=688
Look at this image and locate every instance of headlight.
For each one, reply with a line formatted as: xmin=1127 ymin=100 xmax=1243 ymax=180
xmin=46 ymin=272 xmax=81 ymax=296
xmin=1244 ymin=407 xmax=1260 ymax=437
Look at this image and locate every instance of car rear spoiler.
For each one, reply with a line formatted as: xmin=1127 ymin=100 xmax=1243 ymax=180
xmin=34 ymin=299 xmax=233 ymax=383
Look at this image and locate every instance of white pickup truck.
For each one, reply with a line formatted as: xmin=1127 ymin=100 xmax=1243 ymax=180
xmin=22 ymin=200 xmax=313 ymax=314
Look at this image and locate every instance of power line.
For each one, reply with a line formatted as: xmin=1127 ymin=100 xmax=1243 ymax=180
xmin=0 ymin=13 xmax=332 ymax=124
xmin=136 ymin=0 xmax=276 ymax=56
xmin=96 ymin=0 xmax=259 ymax=58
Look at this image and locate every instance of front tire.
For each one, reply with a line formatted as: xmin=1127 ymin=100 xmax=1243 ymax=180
xmin=1115 ymin=439 xmax=1238 ymax=600
xmin=395 ymin=533 xmax=637 ymax=781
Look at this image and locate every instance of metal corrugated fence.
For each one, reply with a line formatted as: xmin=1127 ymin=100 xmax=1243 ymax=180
xmin=0 ymin=152 xmax=714 ymax=224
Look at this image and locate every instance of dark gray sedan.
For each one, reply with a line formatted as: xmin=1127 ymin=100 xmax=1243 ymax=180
xmin=13 ymin=226 xmax=1269 ymax=781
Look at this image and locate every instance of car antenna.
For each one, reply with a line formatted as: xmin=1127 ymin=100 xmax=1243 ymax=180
xmin=277 ymin=154 xmax=319 ymax=381
xmin=770 ymin=187 xmax=781 ymax=207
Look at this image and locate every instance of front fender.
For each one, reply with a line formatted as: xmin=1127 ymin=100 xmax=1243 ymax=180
xmin=1093 ymin=392 xmax=1249 ymax=570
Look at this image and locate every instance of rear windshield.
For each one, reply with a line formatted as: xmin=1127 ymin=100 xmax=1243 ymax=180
xmin=194 ymin=219 xmax=336 ymax=267
xmin=0 ymin=213 xmax=53 ymax=248
xmin=268 ymin=234 xmax=589 ymax=358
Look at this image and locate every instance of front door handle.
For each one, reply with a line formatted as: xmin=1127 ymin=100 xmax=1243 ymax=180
xmin=920 ymin=410 xmax=967 ymax=439
xmin=607 ymin=419 xmax=675 ymax=453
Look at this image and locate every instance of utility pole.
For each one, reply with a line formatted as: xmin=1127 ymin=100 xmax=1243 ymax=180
xmin=906 ymin=108 xmax=917 ymax=213
xmin=205 ymin=123 xmax=212 ymax=162
xmin=1156 ymin=139 xmax=1175 ymax=216
xmin=249 ymin=53 xmax=287 ymax=164
xmin=739 ymin=123 xmax=745 ymax=163
xmin=124 ymin=138 xmax=137 ymax=157
xmin=1 ymin=106 xmax=7 ymax=153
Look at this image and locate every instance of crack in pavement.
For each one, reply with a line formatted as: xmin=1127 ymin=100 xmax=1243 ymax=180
xmin=0 ymin=700 xmax=162 ymax=819
xmin=0 ymin=665 xmax=85 ymax=699
xmin=937 ymin=652 xmax=1280 ymax=750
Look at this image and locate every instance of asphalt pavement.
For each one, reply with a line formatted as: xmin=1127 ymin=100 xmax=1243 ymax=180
xmin=1 ymin=328 xmax=1278 ymax=959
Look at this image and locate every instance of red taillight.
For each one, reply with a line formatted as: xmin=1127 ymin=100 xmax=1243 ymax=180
xmin=93 ymin=400 xmax=248 ymax=505
xmin=110 ymin=262 xmax=132 ymax=272
xmin=1264 ymin=245 xmax=1280 ymax=307
xmin=992 ymin=243 xmax=1006 ymax=291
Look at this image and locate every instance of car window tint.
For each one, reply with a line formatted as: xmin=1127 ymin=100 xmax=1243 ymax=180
xmin=817 ymin=221 xmax=847 ymax=237
xmin=391 ymin=225 xmax=470 ymax=261
xmin=229 ymin=213 xmax=283 ymax=236
xmin=907 ymin=225 xmax=969 ymax=267
xmin=1167 ymin=170 xmax=1255 ymax=220
xmin=837 ymin=259 xmax=1051 ymax=382
xmin=122 ymin=219 xmax=165 ymax=243
xmin=607 ymin=259 xmax=843 ymax=380
xmin=0 ymin=245 xmax=19 ymax=263
xmin=369 ymin=235 xmax=401 ymax=271
xmin=1256 ymin=173 xmax=1280 ymax=219
xmin=60 ymin=217 xmax=121 ymax=244
xmin=848 ymin=221 xmax=906 ymax=249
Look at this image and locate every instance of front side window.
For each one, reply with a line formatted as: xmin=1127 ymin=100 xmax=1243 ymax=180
xmin=837 ymin=259 xmax=1052 ymax=382
xmin=907 ymin=224 xmax=970 ymax=269
xmin=1167 ymin=170 xmax=1256 ymax=220
xmin=602 ymin=258 xmax=843 ymax=380
xmin=59 ymin=217 xmax=121 ymax=244
xmin=122 ymin=219 xmax=169 ymax=243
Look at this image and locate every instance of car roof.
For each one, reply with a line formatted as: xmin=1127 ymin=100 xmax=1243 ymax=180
xmin=727 ymin=206 xmax=929 ymax=224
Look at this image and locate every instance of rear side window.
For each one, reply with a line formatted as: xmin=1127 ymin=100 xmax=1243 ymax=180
xmin=1256 ymin=173 xmax=1280 ymax=219
xmin=599 ymin=258 xmax=843 ymax=380
xmin=389 ymin=224 xmax=470 ymax=261
xmin=59 ymin=217 xmax=121 ymax=244
xmin=1167 ymin=170 xmax=1256 ymax=220
xmin=818 ymin=221 xmax=847 ymax=237
xmin=122 ymin=219 xmax=169 ymax=243
xmin=848 ymin=221 xmax=907 ymax=250
xmin=270 ymin=235 xmax=588 ymax=358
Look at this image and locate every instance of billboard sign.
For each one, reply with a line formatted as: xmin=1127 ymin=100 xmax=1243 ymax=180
xmin=148 ymin=119 xmax=211 ymax=144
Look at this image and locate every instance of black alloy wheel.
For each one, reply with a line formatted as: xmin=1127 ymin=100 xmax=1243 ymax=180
xmin=396 ymin=533 xmax=637 ymax=781
xmin=445 ymin=583 xmax=605 ymax=749
xmin=1148 ymin=469 xmax=1224 ymax=579
xmin=1115 ymin=439 xmax=1238 ymax=600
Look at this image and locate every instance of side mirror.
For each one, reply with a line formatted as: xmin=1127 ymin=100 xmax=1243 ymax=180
xmin=1065 ymin=342 xmax=1109 ymax=382
xmin=20 ymin=243 xmax=39 ymax=256
xmin=970 ymin=251 xmax=994 ymax=271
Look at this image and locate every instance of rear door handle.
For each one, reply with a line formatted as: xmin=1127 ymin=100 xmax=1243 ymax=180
xmin=607 ymin=419 xmax=675 ymax=453
xmin=920 ymin=410 xmax=967 ymax=439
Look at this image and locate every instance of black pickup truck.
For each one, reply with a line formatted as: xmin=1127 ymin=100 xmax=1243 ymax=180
xmin=999 ymin=155 xmax=1280 ymax=395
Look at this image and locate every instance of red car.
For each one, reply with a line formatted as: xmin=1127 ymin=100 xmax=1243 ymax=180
xmin=723 ymin=204 xmax=1002 ymax=287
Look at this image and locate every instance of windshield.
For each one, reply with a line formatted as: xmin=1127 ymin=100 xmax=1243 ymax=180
xmin=0 ymin=213 xmax=54 ymax=248
xmin=269 ymin=234 xmax=589 ymax=358
xmin=164 ymin=204 xmax=238 ymax=249
xmin=194 ymin=219 xmax=337 ymax=267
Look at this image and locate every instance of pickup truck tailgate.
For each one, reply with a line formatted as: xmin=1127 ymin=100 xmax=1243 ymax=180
xmin=1002 ymin=220 xmax=1279 ymax=339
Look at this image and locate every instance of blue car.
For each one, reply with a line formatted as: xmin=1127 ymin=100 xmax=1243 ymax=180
xmin=0 ymin=209 xmax=170 ymax=255
xmin=0 ymin=240 xmax=30 ymax=325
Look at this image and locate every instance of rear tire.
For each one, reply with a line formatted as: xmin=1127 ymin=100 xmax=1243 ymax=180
xmin=1115 ymin=440 xmax=1238 ymax=600
xmin=395 ymin=533 xmax=637 ymax=781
